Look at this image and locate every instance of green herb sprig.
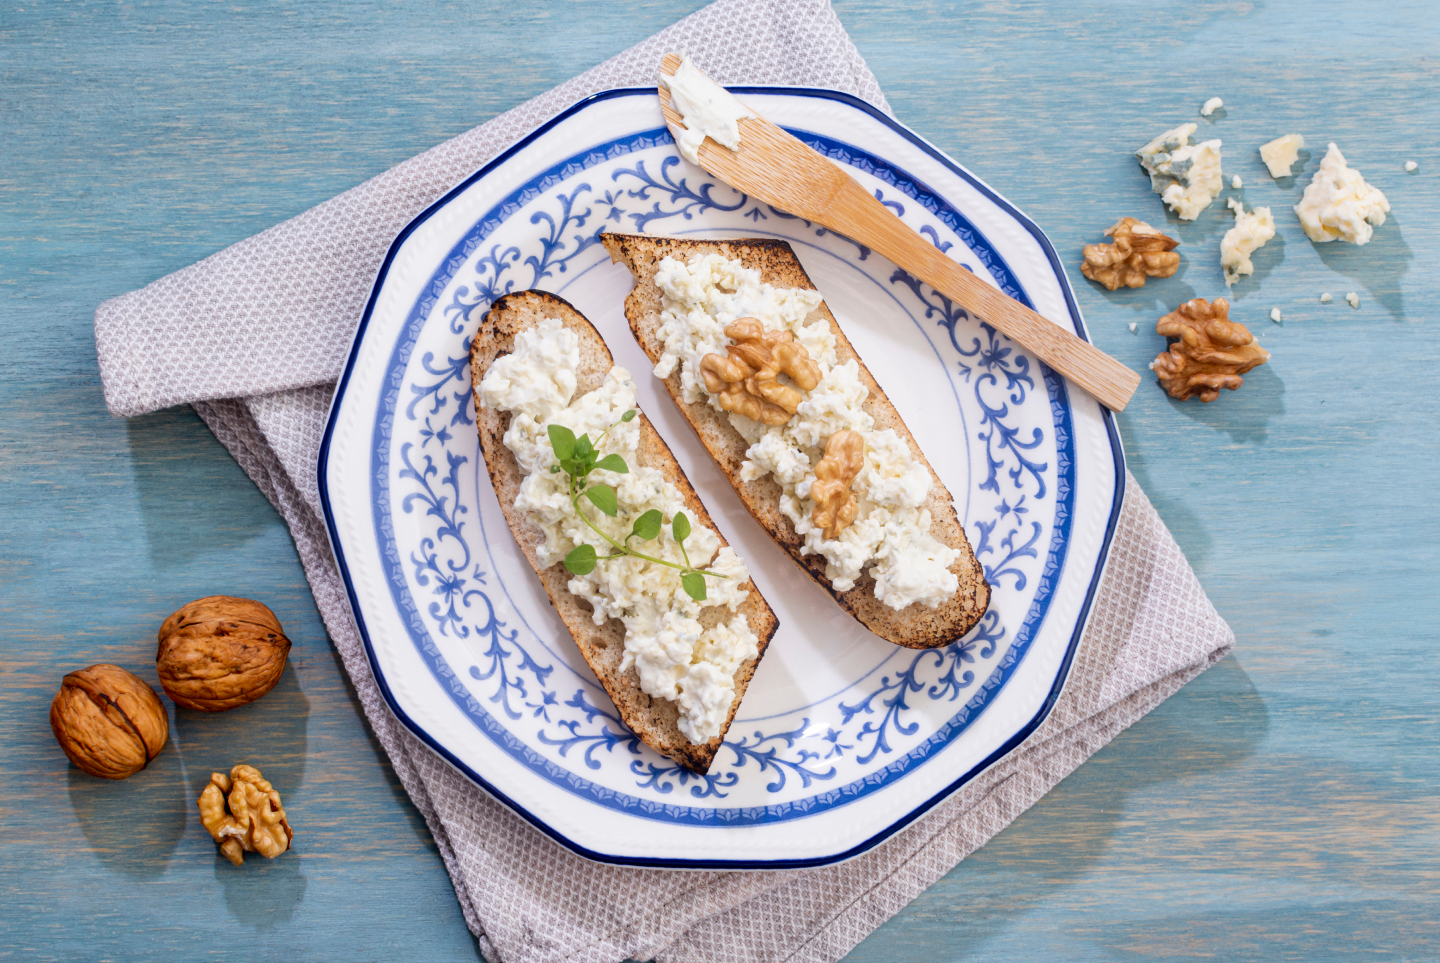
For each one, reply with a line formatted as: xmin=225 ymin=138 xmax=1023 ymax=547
xmin=549 ymin=411 xmax=726 ymax=601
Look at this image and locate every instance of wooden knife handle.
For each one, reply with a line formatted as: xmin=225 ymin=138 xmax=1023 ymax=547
xmin=828 ymin=179 xmax=1141 ymax=412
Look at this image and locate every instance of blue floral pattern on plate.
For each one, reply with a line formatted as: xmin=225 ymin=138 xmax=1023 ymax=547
xmin=364 ymin=123 xmax=1076 ymax=825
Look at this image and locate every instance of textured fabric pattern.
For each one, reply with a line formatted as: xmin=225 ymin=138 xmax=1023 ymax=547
xmin=98 ymin=2 xmax=1234 ymax=961
xmin=94 ymin=0 xmax=886 ymax=418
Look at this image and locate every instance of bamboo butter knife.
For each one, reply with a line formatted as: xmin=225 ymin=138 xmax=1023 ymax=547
xmin=657 ymin=53 xmax=1141 ymax=413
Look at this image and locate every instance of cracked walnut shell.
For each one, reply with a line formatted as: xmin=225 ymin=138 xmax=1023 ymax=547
xmin=198 ymin=765 xmax=294 ymax=866
xmin=1080 ymin=217 xmax=1180 ymax=290
xmin=1150 ymin=297 xmax=1270 ymax=402
xmin=699 ymin=319 xmax=822 ymax=426
xmin=50 ymin=664 xmax=169 ymax=780
xmin=156 ymin=596 xmax=291 ymax=712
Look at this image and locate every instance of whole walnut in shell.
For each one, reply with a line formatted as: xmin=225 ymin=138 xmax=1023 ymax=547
xmin=156 ymin=596 xmax=291 ymax=711
xmin=50 ymin=664 xmax=169 ymax=779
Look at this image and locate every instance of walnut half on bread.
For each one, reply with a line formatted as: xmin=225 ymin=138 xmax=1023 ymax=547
xmin=602 ymin=233 xmax=990 ymax=650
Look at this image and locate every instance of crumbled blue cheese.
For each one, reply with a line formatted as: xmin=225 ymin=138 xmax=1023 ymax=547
xmin=1270 ymin=308 xmax=1282 ymax=324
xmin=1231 ymin=174 xmax=1243 ymax=189
xmin=1405 ymin=161 xmax=1418 ymax=172
xmin=1320 ymin=292 xmax=1333 ymax=303
xmin=478 ymin=316 xmax=758 ymax=744
xmin=653 ymin=254 xmax=961 ymax=611
xmin=1201 ymin=97 xmax=1224 ymax=117
xmin=659 ymin=54 xmax=754 ymax=167
xmin=1260 ymin=134 xmax=1305 ymax=178
xmin=1294 ymin=143 xmax=1391 ymax=245
xmin=1136 ymin=123 xmax=1224 ymax=220
xmin=1346 ymin=292 xmax=1360 ymax=308
xmin=1129 ymin=322 xmax=1138 ymax=333
xmin=1221 ymin=199 xmax=1276 ymax=287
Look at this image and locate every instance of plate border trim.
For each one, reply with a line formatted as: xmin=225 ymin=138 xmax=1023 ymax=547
xmin=318 ymin=85 xmax=1127 ymax=869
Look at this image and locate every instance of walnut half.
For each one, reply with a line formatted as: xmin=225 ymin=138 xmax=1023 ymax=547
xmin=198 ymin=764 xmax=293 ymax=866
xmin=1150 ymin=297 xmax=1270 ymax=402
xmin=699 ymin=319 xmax=822 ymax=426
xmin=810 ymin=430 xmax=865 ymax=539
xmin=1081 ymin=217 xmax=1180 ymax=290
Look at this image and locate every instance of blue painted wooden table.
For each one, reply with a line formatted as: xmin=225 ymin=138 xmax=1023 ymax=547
xmin=3 ymin=1 xmax=1437 ymax=959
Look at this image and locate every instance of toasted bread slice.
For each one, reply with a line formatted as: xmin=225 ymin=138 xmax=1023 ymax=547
xmin=601 ymin=233 xmax=989 ymax=650
xmin=470 ymin=289 xmax=778 ymax=773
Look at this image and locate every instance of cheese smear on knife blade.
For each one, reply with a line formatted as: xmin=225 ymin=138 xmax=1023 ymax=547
xmin=660 ymin=54 xmax=754 ymax=166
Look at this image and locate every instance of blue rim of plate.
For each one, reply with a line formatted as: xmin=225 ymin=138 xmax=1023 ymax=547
xmin=380 ymin=130 xmax=1066 ymax=824
xmin=318 ymin=85 xmax=1126 ymax=869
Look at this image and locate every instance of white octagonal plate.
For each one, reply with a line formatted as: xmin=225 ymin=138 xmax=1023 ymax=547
xmin=318 ymin=86 xmax=1125 ymax=868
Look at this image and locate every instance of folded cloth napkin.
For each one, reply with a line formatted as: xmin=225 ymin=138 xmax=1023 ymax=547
xmin=93 ymin=1 xmax=1235 ymax=960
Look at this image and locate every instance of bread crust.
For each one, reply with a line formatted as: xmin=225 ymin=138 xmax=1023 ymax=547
xmin=470 ymin=289 xmax=778 ymax=773
xmin=601 ymin=233 xmax=990 ymax=649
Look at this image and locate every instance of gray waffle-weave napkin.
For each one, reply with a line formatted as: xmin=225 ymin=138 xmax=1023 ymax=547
xmin=93 ymin=1 xmax=1235 ymax=960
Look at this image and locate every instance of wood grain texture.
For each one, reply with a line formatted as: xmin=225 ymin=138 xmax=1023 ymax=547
xmin=2 ymin=0 xmax=1437 ymax=961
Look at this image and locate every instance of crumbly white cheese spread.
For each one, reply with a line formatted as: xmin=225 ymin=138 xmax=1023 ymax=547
xmin=1136 ymin=123 xmax=1224 ymax=220
xmin=1294 ymin=143 xmax=1391 ymax=245
xmin=651 ymin=254 xmax=960 ymax=611
xmin=659 ymin=54 xmax=754 ymax=167
xmin=1259 ymin=134 xmax=1305 ymax=178
xmin=1221 ymin=198 xmax=1276 ymax=287
xmin=477 ymin=316 xmax=758 ymax=744
xmin=1201 ymin=96 xmax=1224 ymax=117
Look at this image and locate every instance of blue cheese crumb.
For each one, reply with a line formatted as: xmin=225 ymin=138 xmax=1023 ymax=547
xmin=1222 ymin=200 xmax=1276 ymax=286
xmin=1405 ymin=161 xmax=1418 ymax=172
xmin=1260 ymin=134 xmax=1305 ymax=178
xmin=1320 ymin=293 xmax=1333 ymax=303
xmin=1136 ymin=123 xmax=1224 ymax=219
xmin=1346 ymin=292 xmax=1360 ymax=308
xmin=1270 ymin=308 xmax=1282 ymax=324
xmin=1129 ymin=322 xmax=1138 ymax=333
xmin=1295 ymin=144 xmax=1391 ymax=245
xmin=1201 ymin=97 xmax=1224 ymax=117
